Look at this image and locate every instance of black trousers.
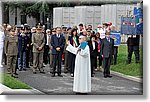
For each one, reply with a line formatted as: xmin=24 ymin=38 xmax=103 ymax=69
xmin=97 ymin=52 xmax=102 ymax=66
xmin=103 ymin=57 xmax=111 ymax=76
xmin=52 ymin=53 xmax=62 ymax=75
xmin=91 ymin=56 xmax=97 ymax=75
xmin=112 ymin=47 xmax=118 ymax=65
xmin=29 ymin=46 xmax=33 ymax=65
xmin=68 ymin=52 xmax=76 ymax=74
xmin=128 ymin=45 xmax=140 ymax=63
xmin=43 ymin=45 xmax=49 ymax=64
xmin=26 ymin=49 xmax=30 ymax=67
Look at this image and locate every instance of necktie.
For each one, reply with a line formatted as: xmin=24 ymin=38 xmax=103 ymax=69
xmin=107 ymin=38 xmax=110 ymax=43
xmin=57 ymin=34 xmax=60 ymax=38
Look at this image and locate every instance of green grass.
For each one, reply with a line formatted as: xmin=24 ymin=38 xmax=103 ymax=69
xmin=0 ymin=74 xmax=31 ymax=89
xmin=111 ymin=44 xmax=143 ymax=77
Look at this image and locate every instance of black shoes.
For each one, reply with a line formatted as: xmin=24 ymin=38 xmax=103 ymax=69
xmin=104 ymin=75 xmax=107 ymax=78
xmin=104 ymin=75 xmax=112 ymax=78
xmin=91 ymin=74 xmax=95 ymax=77
xmin=14 ymin=73 xmax=18 ymax=75
xmin=33 ymin=72 xmax=37 ymax=74
xmin=58 ymin=74 xmax=63 ymax=77
xmin=107 ymin=75 xmax=112 ymax=78
xmin=64 ymin=71 xmax=68 ymax=74
xmin=75 ymin=93 xmax=88 ymax=95
xmin=11 ymin=75 xmax=18 ymax=78
xmin=23 ymin=69 xmax=27 ymax=71
xmin=26 ymin=66 xmax=30 ymax=68
xmin=51 ymin=74 xmax=55 ymax=77
xmin=19 ymin=69 xmax=22 ymax=71
xmin=51 ymin=74 xmax=63 ymax=77
xmin=19 ymin=68 xmax=26 ymax=71
xmin=40 ymin=71 xmax=45 ymax=74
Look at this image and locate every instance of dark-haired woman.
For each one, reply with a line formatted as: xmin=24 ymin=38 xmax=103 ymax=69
xmin=68 ymin=29 xmax=79 ymax=77
xmin=95 ymin=32 xmax=103 ymax=71
xmin=88 ymin=35 xmax=98 ymax=77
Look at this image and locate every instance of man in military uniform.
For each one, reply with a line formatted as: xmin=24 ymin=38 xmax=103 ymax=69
xmin=3 ymin=24 xmax=12 ymax=65
xmin=32 ymin=23 xmax=45 ymax=74
xmin=127 ymin=35 xmax=140 ymax=64
xmin=24 ymin=25 xmax=31 ymax=68
xmin=64 ymin=27 xmax=72 ymax=73
xmin=4 ymin=27 xmax=18 ymax=78
xmin=18 ymin=27 xmax=28 ymax=71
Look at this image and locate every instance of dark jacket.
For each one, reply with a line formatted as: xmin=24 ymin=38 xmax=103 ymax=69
xmin=25 ymin=32 xmax=31 ymax=50
xmin=51 ymin=34 xmax=65 ymax=54
xmin=127 ymin=35 xmax=140 ymax=46
xmin=100 ymin=37 xmax=114 ymax=58
xmin=18 ymin=33 xmax=28 ymax=52
xmin=88 ymin=41 xmax=98 ymax=58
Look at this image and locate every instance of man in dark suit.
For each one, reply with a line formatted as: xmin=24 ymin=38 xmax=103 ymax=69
xmin=88 ymin=35 xmax=98 ymax=77
xmin=100 ymin=31 xmax=114 ymax=78
xmin=51 ymin=27 xmax=65 ymax=77
xmin=127 ymin=35 xmax=140 ymax=64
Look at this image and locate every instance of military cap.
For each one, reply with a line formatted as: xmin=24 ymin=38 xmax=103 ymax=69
xmin=51 ymin=28 xmax=56 ymax=32
xmin=86 ymin=29 xmax=91 ymax=32
xmin=36 ymin=23 xmax=43 ymax=29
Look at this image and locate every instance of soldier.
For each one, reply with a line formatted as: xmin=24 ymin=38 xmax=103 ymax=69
xmin=32 ymin=23 xmax=45 ymax=74
xmin=4 ymin=27 xmax=18 ymax=78
xmin=29 ymin=27 xmax=36 ymax=66
xmin=64 ymin=27 xmax=72 ymax=73
xmin=17 ymin=27 xmax=28 ymax=71
xmin=3 ymin=24 xmax=12 ymax=65
xmin=24 ymin=25 xmax=31 ymax=68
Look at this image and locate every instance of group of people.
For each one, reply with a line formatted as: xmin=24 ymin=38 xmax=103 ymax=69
xmin=0 ymin=22 xmax=140 ymax=94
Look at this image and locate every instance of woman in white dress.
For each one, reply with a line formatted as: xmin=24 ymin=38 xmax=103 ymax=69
xmin=0 ymin=25 xmax=5 ymax=67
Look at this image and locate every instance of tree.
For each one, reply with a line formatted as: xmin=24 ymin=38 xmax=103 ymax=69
xmin=4 ymin=1 xmax=50 ymax=24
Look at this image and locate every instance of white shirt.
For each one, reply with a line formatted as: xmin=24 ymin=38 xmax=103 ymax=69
xmin=107 ymin=37 xmax=110 ymax=42
xmin=57 ymin=34 xmax=60 ymax=38
xmin=46 ymin=34 xmax=50 ymax=45
xmin=92 ymin=41 xmax=95 ymax=50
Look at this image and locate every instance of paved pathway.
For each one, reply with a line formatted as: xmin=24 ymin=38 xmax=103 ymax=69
xmin=13 ymin=65 xmax=143 ymax=95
